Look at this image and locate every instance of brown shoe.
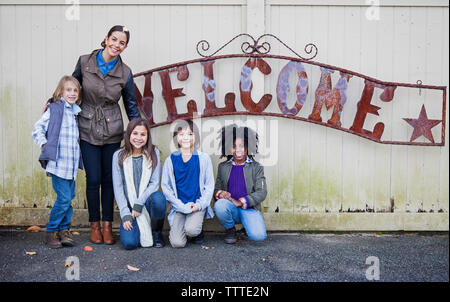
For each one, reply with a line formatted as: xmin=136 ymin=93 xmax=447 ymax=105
xmin=46 ymin=231 xmax=62 ymax=249
xmin=59 ymin=230 xmax=75 ymax=247
xmin=90 ymin=221 xmax=103 ymax=244
xmin=102 ymin=221 xmax=115 ymax=245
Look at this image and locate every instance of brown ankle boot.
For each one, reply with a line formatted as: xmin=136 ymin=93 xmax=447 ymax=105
xmin=59 ymin=230 xmax=75 ymax=247
xmin=46 ymin=231 xmax=62 ymax=249
xmin=90 ymin=222 xmax=103 ymax=244
xmin=102 ymin=221 xmax=115 ymax=245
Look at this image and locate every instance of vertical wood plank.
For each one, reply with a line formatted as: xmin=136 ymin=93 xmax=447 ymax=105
xmin=406 ymin=7 xmax=427 ymax=213
xmin=0 ymin=5 xmax=5 ymax=206
xmin=390 ymin=7 xmax=410 ymax=213
xmin=439 ymin=7 xmax=449 ymax=213
xmin=324 ymin=6 xmax=345 ymax=213
xmin=308 ymin=5 xmax=329 ymax=212
xmin=357 ymin=6 xmax=379 ymax=212
xmin=422 ymin=7 xmax=444 ymax=212
xmin=341 ymin=6 xmax=361 ymax=212
xmin=372 ymin=7 xmax=393 ymax=212
xmin=16 ymin=6 xmax=34 ymax=208
xmin=292 ymin=5 xmax=312 ymax=214
xmin=0 ymin=5 xmax=19 ymax=206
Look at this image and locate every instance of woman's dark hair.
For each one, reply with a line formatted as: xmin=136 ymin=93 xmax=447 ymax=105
xmin=220 ymin=124 xmax=259 ymax=161
xmin=101 ymin=25 xmax=130 ymax=48
xmin=172 ymin=119 xmax=200 ymax=149
xmin=119 ymin=118 xmax=157 ymax=170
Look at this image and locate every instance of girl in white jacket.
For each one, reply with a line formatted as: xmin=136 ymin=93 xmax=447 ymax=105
xmin=112 ymin=118 xmax=167 ymax=249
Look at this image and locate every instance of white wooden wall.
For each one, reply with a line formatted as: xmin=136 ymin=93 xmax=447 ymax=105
xmin=0 ymin=0 xmax=448 ymax=229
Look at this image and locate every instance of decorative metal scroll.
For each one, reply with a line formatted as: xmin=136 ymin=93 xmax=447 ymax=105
xmin=133 ymin=35 xmax=447 ymax=147
xmin=197 ymin=33 xmax=318 ymax=60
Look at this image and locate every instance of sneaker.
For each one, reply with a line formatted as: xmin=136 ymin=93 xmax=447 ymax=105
xmin=46 ymin=231 xmax=63 ymax=249
xmin=224 ymin=227 xmax=237 ymax=244
xmin=191 ymin=231 xmax=204 ymax=244
xmin=59 ymin=230 xmax=75 ymax=247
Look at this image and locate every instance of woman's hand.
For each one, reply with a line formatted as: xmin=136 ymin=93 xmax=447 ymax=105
xmin=123 ymin=220 xmax=133 ymax=231
xmin=132 ymin=210 xmax=141 ymax=219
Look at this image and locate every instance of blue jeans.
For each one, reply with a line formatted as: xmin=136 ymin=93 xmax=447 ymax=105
xmin=120 ymin=191 xmax=167 ymax=250
xmin=214 ymin=198 xmax=267 ymax=241
xmin=46 ymin=174 xmax=75 ymax=232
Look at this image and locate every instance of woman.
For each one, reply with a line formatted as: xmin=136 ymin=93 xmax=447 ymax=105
xmin=72 ymin=25 xmax=140 ymax=244
xmin=214 ymin=125 xmax=267 ymax=243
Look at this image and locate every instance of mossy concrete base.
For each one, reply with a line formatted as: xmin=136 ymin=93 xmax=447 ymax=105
xmin=0 ymin=207 xmax=223 ymax=231
xmin=1 ymin=208 xmax=448 ymax=231
xmin=264 ymin=213 xmax=449 ymax=231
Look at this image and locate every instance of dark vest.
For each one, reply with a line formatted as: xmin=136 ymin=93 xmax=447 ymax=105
xmin=38 ymin=99 xmax=83 ymax=170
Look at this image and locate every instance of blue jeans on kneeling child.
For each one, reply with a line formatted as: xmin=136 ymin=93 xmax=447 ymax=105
xmin=120 ymin=191 xmax=166 ymax=250
xmin=214 ymin=198 xmax=267 ymax=241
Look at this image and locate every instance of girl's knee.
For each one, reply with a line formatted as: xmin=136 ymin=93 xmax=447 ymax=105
xmin=149 ymin=192 xmax=167 ymax=218
xmin=214 ymin=198 xmax=230 ymax=213
xmin=121 ymin=240 xmax=139 ymax=250
xmin=169 ymin=238 xmax=186 ymax=248
xmin=185 ymin=227 xmax=201 ymax=238
xmin=151 ymin=191 xmax=165 ymax=202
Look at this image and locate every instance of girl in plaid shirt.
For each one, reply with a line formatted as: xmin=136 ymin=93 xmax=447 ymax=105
xmin=32 ymin=76 xmax=84 ymax=249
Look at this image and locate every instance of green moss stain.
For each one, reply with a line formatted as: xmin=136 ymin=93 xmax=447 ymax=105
xmin=0 ymin=84 xmax=19 ymax=205
xmin=293 ymin=158 xmax=310 ymax=212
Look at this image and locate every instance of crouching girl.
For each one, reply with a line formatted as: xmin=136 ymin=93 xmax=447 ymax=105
xmin=112 ymin=118 xmax=167 ymax=250
xmin=214 ymin=125 xmax=267 ymax=243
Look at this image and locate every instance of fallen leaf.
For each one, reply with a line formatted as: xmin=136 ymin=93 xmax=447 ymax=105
xmin=127 ymin=265 xmax=140 ymax=271
xmin=84 ymin=246 xmax=93 ymax=252
xmin=72 ymin=232 xmax=80 ymax=236
xmin=25 ymin=251 xmax=37 ymax=255
xmin=26 ymin=226 xmax=41 ymax=232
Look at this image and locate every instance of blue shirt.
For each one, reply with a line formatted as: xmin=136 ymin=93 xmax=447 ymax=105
xmin=96 ymin=49 xmax=118 ymax=76
xmin=171 ymin=151 xmax=201 ymax=204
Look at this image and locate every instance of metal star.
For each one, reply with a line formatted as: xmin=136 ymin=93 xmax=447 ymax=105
xmin=403 ymin=105 xmax=441 ymax=143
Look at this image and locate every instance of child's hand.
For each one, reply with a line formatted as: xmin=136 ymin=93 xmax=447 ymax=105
xmin=123 ymin=221 xmax=133 ymax=231
xmin=191 ymin=203 xmax=199 ymax=213
xmin=230 ymin=198 xmax=242 ymax=208
xmin=132 ymin=210 xmax=141 ymax=219
xmin=220 ymin=191 xmax=232 ymax=199
xmin=42 ymin=103 xmax=49 ymax=114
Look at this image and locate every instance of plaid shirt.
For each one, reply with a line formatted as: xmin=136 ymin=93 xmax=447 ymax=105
xmin=32 ymin=99 xmax=81 ymax=180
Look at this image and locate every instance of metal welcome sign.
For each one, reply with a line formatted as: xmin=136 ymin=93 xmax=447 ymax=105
xmin=133 ymin=34 xmax=447 ymax=146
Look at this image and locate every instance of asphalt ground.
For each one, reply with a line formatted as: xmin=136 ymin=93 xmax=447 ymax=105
xmin=0 ymin=227 xmax=448 ymax=284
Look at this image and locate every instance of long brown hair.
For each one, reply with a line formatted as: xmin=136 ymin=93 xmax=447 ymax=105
xmin=119 ymin=118 xmax=157 ymax=170
xmin=52 ymin=75 xmax=81 ymax=105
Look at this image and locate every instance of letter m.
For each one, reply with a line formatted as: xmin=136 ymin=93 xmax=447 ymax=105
xmin=308 ymin=67 xmax=352 ymax=128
